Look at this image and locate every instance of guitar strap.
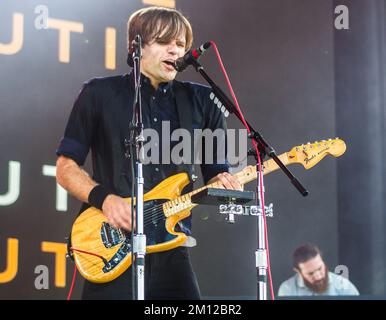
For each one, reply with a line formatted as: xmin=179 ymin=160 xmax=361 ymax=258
xmin=172 ymin=80 xmax=196 ymax=185
xmin=172 ymin=81 xmax=198 ymax=244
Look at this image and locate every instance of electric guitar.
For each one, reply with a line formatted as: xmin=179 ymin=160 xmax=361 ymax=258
xmin=70 ymin=138 xmax=346 ymax=283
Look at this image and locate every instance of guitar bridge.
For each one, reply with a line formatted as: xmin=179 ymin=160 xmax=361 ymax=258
xmin=102 ymin=241 xmax=132 ymax=273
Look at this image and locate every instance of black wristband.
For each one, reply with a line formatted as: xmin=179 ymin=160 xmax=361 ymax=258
xmin=88 ymin=185 xmax=112 ymax=210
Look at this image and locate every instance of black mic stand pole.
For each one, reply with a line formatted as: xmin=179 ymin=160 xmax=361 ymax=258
xmin=185 ymin=59 xmax=308 ymax=300
xmin=129 ymin=35 xmax=146 ymax=300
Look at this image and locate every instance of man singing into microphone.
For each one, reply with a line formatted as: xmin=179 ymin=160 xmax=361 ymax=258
xmin=56 ymin=6 xmax=241 ymax=299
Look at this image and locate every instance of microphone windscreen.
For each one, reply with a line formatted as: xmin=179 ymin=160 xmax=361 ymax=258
xmin=174 ymin=58 xmax=187 ymax=72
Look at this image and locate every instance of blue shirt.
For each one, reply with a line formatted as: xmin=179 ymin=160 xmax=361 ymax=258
xmin=278 ymin=272 xmax=360 ymax=297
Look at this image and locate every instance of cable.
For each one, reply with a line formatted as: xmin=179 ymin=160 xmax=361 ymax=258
xmin=66 ymin=246 xmax=111 ymax=300
xmin=66 ymin=263 xmax=77 ymax=300
xmin=70 ymin=247 xmax=109 ymax=264
xmin=210 ymin=40 xmax=275 ymax=300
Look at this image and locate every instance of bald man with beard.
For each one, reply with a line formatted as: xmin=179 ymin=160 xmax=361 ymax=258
xmin=278 ymin=244 xmax=359 ymax=297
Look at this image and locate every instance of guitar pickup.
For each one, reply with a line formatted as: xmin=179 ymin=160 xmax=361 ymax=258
xmin=101 ymin=222 xmax=125 ymax=248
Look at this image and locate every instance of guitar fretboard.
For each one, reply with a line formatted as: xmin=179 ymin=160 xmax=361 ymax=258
xmin=163 ymin=153 xmax=290 ymax=217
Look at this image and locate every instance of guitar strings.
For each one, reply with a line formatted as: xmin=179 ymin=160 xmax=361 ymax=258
xmin=83 ymin=206 xmax=166 ymax=253
xmin=76 ymin=186 xmax=219 ymax=255
xmin=131 ymin=183 xmax=217 ymax=227
xmin=83 ymin=210 xmax=182 ymax=254
xmin=82 ymin=202 xmax=195 ymax=254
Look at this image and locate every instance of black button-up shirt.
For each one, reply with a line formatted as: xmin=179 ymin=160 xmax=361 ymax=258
xmin=57 ymin=72 xmax=229 ymax=235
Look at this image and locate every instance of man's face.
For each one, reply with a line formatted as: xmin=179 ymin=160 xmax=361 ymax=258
xmin=296 ymin=254 xmax=329 ymax=293
xmin=140 ymin=32 xmax=186 ymax=88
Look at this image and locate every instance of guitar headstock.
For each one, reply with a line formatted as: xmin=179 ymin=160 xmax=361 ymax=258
xmin=287 ymin=138 xmax=346 ymax=169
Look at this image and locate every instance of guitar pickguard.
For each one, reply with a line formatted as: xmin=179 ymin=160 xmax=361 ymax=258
xmin=99 ymin=199 xmax=177 ymax=273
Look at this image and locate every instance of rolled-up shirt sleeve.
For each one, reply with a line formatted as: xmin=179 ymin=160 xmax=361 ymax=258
xmin=56 ymin=81 xmax=97 ymax=166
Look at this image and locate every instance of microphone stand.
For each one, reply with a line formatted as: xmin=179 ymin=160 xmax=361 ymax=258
xmin=184 ymin=59 xmax=308 ymax=300
xmin=128 ymin=35 xmax=146 ymax=300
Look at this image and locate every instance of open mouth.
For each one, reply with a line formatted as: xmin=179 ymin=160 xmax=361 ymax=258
xmin=163 ymin=60 xmax=176 ymax=70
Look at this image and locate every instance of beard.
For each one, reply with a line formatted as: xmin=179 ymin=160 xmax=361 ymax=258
xmin=303 ymin=267 xmax=329 ymax=294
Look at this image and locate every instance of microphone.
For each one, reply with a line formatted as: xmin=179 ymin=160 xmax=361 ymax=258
xmin=174 ymin=42 xmax=211 ymax=72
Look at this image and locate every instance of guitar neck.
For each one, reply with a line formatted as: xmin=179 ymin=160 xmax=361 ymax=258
xmin=164 ymin=152 xmax=290 ymax=217
xmin=195 ymin=152 xmax=289 ymax=193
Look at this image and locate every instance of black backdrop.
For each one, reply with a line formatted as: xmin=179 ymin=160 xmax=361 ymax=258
xmin=1 ymin=0 xmax=383 ymax=299
xmin=335 ymin=0 xmax=386 ymax=296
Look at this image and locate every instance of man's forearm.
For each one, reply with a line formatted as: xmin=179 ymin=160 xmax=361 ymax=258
xmin=56 ymin=156 xmax=133 ymax=230
xmin=56 ymin=155 xmax=97 ymax=203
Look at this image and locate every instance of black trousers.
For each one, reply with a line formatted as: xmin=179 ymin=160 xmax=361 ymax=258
xmin=81 ymin=247 xmax=201 ymax=300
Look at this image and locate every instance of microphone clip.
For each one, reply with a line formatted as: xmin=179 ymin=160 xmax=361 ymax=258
xmin=132 ymin=35 xmax=142 ymax=62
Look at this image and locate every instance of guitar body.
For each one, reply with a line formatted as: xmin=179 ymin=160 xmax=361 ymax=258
xmin=71 ymin=172 xmax=192 ymax=283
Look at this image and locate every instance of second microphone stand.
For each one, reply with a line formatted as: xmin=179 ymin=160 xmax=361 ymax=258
xmin=185 ymin=58 xmax=308 ymax=300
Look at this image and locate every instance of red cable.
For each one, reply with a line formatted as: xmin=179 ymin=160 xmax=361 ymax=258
xmin=66 ymin=247 xmax=107 ymax=300
xmin=67 ymin=264 xmax=77 ymax=300
xmin=210 ymin=41 xmax=275 ymax=300
xmin=70 ymin=247 xmax=106 ymax=261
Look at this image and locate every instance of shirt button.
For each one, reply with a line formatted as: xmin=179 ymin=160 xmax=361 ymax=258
xmin=155 ymin=167 xmax=159 ymax=172
xmin=153 ymin=117 xmax=158 ymax=122
xmin=163 ymin=89 xmax=167 ymax=93
xmin=152 ymin=96 xmax=155 ymax=100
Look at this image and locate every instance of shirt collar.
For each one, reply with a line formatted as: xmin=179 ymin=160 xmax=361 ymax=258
xmin=129 ymin=70 xmax=174 ymax=96
xmin=295 ymin=273 xmax=306 ymax=288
